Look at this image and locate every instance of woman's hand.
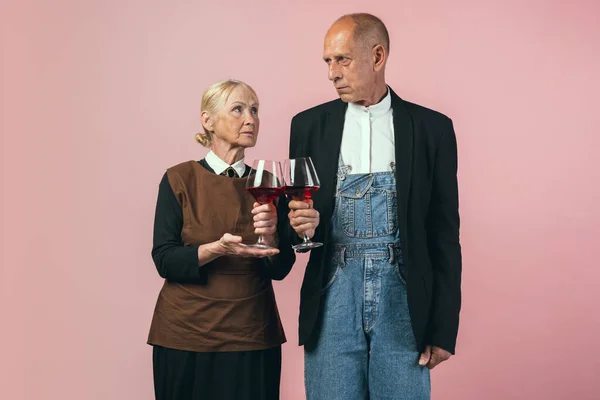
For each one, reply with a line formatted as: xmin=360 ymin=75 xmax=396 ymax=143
xmin=213 ymin=233 xmax=279 ymax=258
xmin=251 ymin=202 xmax=278 ymax=247
xmin=196 ymin=203 xmax=279 ymax=265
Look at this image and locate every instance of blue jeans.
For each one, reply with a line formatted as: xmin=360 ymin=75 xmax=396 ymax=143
xmin=304 ymin=170 xmax=430 ymax=400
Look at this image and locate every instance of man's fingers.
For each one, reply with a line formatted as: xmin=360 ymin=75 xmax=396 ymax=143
xmin=292 ymin=222 xmax=316 ymax=232
xmin=426 ymin=353 xmax=440 ymax=369
xmin=289 ymin=212 xmax=319 ymax=228
xmin=290 ymin=209 xmax=318 ymax=218
xmin=290 ymin=217 xmax=317 ymax=227
xmin=288 ymin=200 xmax=310 ymax=210
xmin=424 ymin=346 xmax=451 ymax=370
xmin=419 ymin=345 xmax=431 ymax=367
xmin=288 ymin=209 xmax=318 ymax=219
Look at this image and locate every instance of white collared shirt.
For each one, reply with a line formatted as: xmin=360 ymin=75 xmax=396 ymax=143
xmin=340 ymin=87 xmax=395 ymax=174
xmin=205 ymin=151 xmax=247 ymax=177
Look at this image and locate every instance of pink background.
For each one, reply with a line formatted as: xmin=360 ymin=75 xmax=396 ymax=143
xmin=1 ymin=0 xmax=599 ymax=399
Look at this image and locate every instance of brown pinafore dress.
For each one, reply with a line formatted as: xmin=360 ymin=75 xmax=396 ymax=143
xmin=148 ymin=161 xmax=286 ymax=352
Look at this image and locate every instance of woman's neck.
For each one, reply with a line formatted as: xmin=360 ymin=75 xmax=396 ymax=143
xmin=210 ymin=142 xmax=244 ymax=165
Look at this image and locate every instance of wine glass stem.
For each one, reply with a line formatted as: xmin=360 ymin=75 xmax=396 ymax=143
xmin=303 ymin=233 xmax=311 ymax=243
xmin=257 ymin=234 xmax=266 ymax=246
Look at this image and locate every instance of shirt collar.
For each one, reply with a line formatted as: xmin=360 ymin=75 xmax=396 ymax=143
xmin=205 ymin=151 xmax=246 ymax=177
xmin=347 ymin=86 xmax=391 ymax=118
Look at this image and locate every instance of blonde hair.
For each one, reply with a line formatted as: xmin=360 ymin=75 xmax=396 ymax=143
xmin=195 ymin=79 xmax=259 ymax=147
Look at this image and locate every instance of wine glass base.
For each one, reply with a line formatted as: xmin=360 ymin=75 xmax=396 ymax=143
xmin=246 ymin=243 xmax=277 ymax=250
xmin=292 ymin=241 xmax=323 ymax=251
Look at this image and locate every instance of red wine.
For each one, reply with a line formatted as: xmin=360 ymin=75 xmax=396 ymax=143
xmin=246 ymin=187 xmax=284 ymax=204
xmin=284 ymin=185 xmax=319 ymax=200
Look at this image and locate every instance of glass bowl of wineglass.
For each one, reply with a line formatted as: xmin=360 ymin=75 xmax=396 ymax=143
xmin=283 ymin=157 xmax=323 ymax=251
xmin=245 ymin=159 xmax=284 ymax=249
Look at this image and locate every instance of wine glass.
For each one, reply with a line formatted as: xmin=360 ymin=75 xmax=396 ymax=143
xmin=245 ymin=160 xmax=284 ymax=249
xmin=283 ymin=157 xmax=323 ymax=251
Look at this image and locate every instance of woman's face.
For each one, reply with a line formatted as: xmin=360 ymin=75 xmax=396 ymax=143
xmin=204 ymin=86 xmax=259 ymax=149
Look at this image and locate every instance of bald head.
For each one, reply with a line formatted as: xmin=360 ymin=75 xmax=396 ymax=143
xmin=323 ymin=13 xmax=389 ymax=106
xmin=335 ymin=13 xmax=390 ymax=54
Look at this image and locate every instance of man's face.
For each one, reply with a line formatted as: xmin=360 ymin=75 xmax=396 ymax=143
xmin=323 ymin=20 xmax=376 ymax=105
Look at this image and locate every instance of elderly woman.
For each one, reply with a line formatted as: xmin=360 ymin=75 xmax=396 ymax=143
xmin=147 ymin=79 xmax=293 ymax=400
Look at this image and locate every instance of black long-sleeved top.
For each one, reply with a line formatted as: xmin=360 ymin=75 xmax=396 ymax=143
xmin=151 ymin=160 xmax=293 ymax=282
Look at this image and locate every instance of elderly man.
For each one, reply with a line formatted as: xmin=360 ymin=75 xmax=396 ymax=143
xmin=279 ymin=13 xmax=462 ymax=399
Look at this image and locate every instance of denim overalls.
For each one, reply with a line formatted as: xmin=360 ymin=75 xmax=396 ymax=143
xmin=304 ymin=158 xmax=430 ymax=400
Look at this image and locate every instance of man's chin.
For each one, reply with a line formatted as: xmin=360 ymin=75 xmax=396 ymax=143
xmin=338 ymin=93 xmax=354 ymax=103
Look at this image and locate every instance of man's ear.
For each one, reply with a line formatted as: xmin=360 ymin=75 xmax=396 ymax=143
xmin=373 ymin=44 xmax=386 ymax=71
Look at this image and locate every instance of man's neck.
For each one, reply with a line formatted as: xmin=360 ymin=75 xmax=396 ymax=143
xmin=356 ymin=84 xmax=388 ymax=107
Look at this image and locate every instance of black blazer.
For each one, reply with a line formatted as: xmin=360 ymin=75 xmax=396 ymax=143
xmin=277 ymin=87 xmax=462 ymax=354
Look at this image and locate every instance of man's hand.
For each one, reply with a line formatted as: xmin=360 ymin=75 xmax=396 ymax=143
xmin=419 ymin=345 xmax=452 ymax=369
xmin=288 ymin=199 xmax=320 ymax=239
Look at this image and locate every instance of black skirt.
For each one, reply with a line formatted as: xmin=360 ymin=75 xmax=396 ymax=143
xmin=152 ymin=345 xmax=281 ymax=400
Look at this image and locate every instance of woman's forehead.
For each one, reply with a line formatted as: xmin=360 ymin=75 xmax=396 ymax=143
xmin=224 ymin=86 xmax=258 ymax=105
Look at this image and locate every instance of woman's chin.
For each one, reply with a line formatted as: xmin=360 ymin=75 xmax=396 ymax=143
xmin=238 ymin=137 xmax=257 ymax=148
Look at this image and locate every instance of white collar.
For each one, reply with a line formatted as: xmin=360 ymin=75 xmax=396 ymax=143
xmin=205 ymin=151 xmax=246 ymax=177
xmin=347 ymin=86 xmax=391 ymax=117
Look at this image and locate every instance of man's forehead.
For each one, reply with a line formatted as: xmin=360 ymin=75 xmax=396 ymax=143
xmin=324 ymin=29 xmax=355 ymax=55
xmin=325 ymin=25 xmax=353 ymax=44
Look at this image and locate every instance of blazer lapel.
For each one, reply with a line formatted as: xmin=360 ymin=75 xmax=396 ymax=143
xmin=390 ymin=89 xmax=413 ymax=242
xmin=314 ymin=99 xmax=346 ymax=236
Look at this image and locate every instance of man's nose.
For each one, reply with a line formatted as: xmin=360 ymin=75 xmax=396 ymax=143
xmin=328 ymin=63 xmax=341 ymax=81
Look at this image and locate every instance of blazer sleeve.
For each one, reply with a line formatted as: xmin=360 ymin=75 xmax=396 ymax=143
xmin=273 ymin=115 xmax=308 ymax=273
xmin=425 ymin=117 xmax=462 ymax=354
